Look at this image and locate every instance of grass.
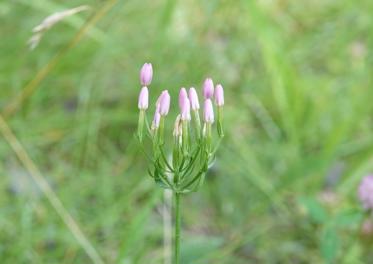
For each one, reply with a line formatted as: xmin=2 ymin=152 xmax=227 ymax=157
xmin=0 ymin=0 xmax=373 ymax=263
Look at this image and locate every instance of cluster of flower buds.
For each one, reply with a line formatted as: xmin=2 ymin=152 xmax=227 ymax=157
xmin=137 ymin=63 xmax=224 ymax=193
xmin=358 ymin=175 xmax=373 ymax=211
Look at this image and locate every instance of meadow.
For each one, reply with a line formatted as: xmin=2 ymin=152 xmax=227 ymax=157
xmin=0 ymin=0 xmax=372 ymax=263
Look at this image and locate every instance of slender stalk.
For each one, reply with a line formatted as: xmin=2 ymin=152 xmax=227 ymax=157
xmin=174 ymin=192 xmax=181 ymax=264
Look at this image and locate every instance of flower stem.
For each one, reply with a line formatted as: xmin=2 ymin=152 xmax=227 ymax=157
xmin=174 ymin=192 xmax=181 ymax=264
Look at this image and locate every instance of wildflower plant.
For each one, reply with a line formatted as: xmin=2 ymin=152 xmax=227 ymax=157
xmin=136 ymin=63 xmax=224 ymax=263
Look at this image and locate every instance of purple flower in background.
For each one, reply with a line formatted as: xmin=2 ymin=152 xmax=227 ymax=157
xmin=138 ymin=86 xmax=149 ymax=110
xmin=215 ymin=84 xmax=224 ymax=106
xmin=358 ymin=175 xmax=373 ymax=210
xmin=189 ymin=87 xmax=200 ymax=110
xmin=158 ymin=90 xmax=170 ymax=116
xmin=140 ymin=63 xmax=153 ymax=86
xmin=203 ymin=78 xmax=214 ymax=99
xmin=203 ymin=99 xmax=214 ymax=123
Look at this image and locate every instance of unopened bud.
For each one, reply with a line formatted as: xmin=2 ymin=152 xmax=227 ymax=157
xmin=152 ymin=111 xmax=161 ymax=130
xmin=138 ymin=86 xmax=149 ymax=110
xmin=215 ymin=84 xmax=224 ymax=106
xmin=203 ymin=78 xmax=214 ymax=99
xmin=179 ymin=88 xmax=191 ymax=121
xmin=189 ymin=87 xmax=200 ymax=110
xmin=140 ymin=63 xmax=153 ymax=86
xmin=203 ymin=99 xmax=214 ymax=124
xmin=158 ymin=90 xmax=170 ymax=116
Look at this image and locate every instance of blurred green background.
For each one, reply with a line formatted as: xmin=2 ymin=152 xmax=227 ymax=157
xmin=1 ymin=0 xmax=373 ymax=263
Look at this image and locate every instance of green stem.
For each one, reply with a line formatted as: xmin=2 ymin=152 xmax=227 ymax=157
xmin=174 ymin=192 xmax=181 ymax=264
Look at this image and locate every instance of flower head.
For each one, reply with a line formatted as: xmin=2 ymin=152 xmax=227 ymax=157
xmin=203 ymin=99 xmax=214 ymax=123
xmin=158 ymin=90 xmax=171 ymax=116
xmin=358 ymin=175 xmax=373 ymax=210
xmin=140 ymin=63 xmax=153 ymax=86
xmin=215 ymin=84 xmax=224 ymax=106
xmin=203 ymin=78 xmax=214 ymax=99
xmin=189 ymin=87 xmax=200 ymax=110
xmin=138 ymin=86 xmax=149 ymax=110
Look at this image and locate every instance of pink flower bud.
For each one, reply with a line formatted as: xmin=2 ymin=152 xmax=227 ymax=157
xmin=203 ymin=99 xmax=214 ymax=123
xmin=358 ymin=175 xmax=373 ymax=210
xmin=179 ymin=88 xmax=190 ymax=121
xmin=188 ymin=87 xmax=200 ymax=110
xmin=138 ymin=86 xmax=149 ymax=110
xmin=179 ymin=88 xmax=188 ymax=109
xmin=215 ymin=84 xmax=224 ymax=106
xmin=158 ymin=90 xmax=170 ymax=116
xmin=152 ymin=111 xmax=161 ymax=129
xmin=203 ymin=78 xmax=214 ymax=99
xmin=140 ymin=63 xmax=153 ymax=86
xmin=180 ymin=97 xmax=191 ymax=121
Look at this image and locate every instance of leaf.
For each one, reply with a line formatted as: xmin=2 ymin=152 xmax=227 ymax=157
xmin=321 ymin=225 xmax=339 ymax=263
xmin=342 ymin=244 xmax=363 ymax=264
xmin=299 ymin=196 xmax=328 ymax=224
xmin=335 ymin=209 xmax=363 ymax=228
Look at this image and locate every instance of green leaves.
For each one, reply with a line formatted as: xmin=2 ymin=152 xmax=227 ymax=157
xmin=321 ymin=224 xmax=339 ymax=264
xmin=299 ymin=196 xmax=328 ymax=224
xmin=299 ymin=196 xmax=364 ymax=263
xmin=149 ymin=142 xmax=211 ymax=193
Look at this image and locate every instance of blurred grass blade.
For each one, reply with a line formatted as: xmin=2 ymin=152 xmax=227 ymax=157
xmin=17 ymin=0 xmax=105 ymax=42
xmin=3 ymin=0 xmax=118 ymax=118
xmin=0 ymin=114 xmax=104 ymax=264
xmin=29 ymin=5 xmax=91 ymax=50
xmin=246 ymin=1 xmax=304 ymax=147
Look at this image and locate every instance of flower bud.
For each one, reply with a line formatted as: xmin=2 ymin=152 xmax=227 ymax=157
xmin=181 ymin=98 xmax=191 ymax=121
xmin=179 ymin=88 xmax=188 ymax=109
xmin=203 ymin=99 xmax=214 ymax=124
xmin=152 ymin=111 xmax=161 ymax=130
xmin=358 ymin=175 xmax=373 ymax=210
xmin=203 ymin=78 xmax=214 ymax=99
xmin=188 ymin=87 xmax=200 ymax=110
xmin=179 ymin=88 xmax=191 ymax=121
xmin=140 ymin=63 xmax=153 ymax=86
xmin=158 ymin=90 xmax=170 ymax=116
xmin=215 ymin=84 xmax=224 ymax=106
xmin=138 ymin=86 xmax=149 ymax=110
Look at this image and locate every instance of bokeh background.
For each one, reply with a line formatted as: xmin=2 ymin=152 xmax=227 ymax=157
xmin=1 ymin=0 xmax=373 ymax=263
